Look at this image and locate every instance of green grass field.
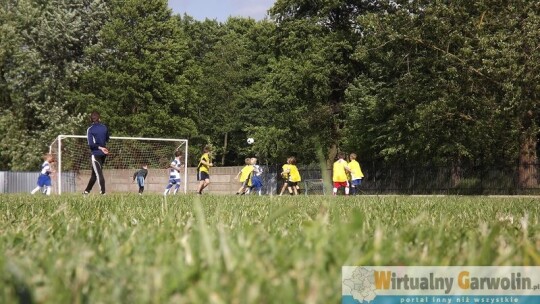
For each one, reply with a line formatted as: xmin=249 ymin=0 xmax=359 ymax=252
xmin=1 ymin=194 xmax=539 ymax=303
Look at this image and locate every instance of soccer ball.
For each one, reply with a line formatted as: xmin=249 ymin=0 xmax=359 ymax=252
xmin=247 ymin=138 xmax=255 ymax=144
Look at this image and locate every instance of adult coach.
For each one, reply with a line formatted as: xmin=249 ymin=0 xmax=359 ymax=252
xmin=196 ymin=145 xmax=213 ymax=194
xmin=83 ymin=111 xmax=110 ymax=195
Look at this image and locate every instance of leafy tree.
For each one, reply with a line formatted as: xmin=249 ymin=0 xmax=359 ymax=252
xmin=472 ymin=0 xmax=540 ymax=186
xmin=0 ymin=0 xmax=107 ymax=170
xmin=268 ymin=0 xmax=383 ymax=167
xmin=0 ymin=2 xmax=19 ymax=169
xmin=194 ymin=19 xmax=250 ymax=165
xmin=345 ymin=0 xmax=539 ymax=186
xmin=79 ymin=0 xmax=197 ymax=139
xmin=188 ymin=18 xmax=276 ymax=165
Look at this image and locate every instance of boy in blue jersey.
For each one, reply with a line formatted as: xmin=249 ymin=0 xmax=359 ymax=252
xmin=31 ymin=153 xmax=55 ymax=195
xmin=83 ymin=111 xmax=110 ymax=195
xmin=250 ymin=157 xmax=264 ymax=195
xmin=164 ymin=151 xmax=183 ymax=195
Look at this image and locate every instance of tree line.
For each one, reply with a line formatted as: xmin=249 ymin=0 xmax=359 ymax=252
xmin=1 ymin=0 xmax=538 ymax=186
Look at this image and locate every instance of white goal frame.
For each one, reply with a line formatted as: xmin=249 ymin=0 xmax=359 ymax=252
xmin=49 ymin=135 xmax=188 ymax=194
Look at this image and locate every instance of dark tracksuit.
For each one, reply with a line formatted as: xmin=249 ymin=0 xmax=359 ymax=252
xmin=85 ymin=122 xmax=110 ymax=194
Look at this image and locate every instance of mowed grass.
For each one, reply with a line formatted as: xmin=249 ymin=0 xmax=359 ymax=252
xmin=1 ymin=194 xmax=539 ymax=303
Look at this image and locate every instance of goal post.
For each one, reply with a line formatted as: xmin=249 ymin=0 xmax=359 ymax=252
xmin=49 ymin=135 xmax=188 ymax=194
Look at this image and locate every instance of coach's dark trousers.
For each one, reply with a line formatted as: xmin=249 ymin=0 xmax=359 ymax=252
xmin=85 ymin=155 xmax=107 ymax=194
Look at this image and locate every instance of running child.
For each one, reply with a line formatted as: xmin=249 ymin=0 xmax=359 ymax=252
xmin=197 ymin=145 xmax=213 ymax=195
xmin=333 ymin=152 xmax=351 ymax=195
xmin=287 ymin=157 xmax=302 ymax=195
xmin=235 ymin=158 xmax=254 ymax=195
xmin=348 ymin=153 xmax=364 ymax=195
xmin=133 ymin=164 xmax=148 ymax=194
xmin=279 ymin=157 xmax=291 ymax=196
xmin=250 ymin=157 xmax=264 ymax=195
xmin=164 ymin=151 xmax=183 ymax=195
xmin=31 ymin=153 xmax=55 ymax=195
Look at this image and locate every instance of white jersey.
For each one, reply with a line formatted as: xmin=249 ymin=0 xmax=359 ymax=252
xmin=40 ymin=161 xmax=51 ymax=175
xmin=169 ymin=159 xmax=181 ymax=179
xmin=253 ymin=165 xmax=263 ymax=176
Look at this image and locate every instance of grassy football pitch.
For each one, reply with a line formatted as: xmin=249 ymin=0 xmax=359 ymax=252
xmin=1 ymin=194 xmax=539 ymax=303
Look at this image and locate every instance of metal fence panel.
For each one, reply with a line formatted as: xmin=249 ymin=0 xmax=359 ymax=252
xmin=1 ymin=172 xmax=38 ymax=193
xmin=0 ymin=172 xmax=77 ymax=194
xmin=0 ymin=172 xmax=5 ymax=193
xmin=2 ymin=163 xmax=538 ymax=195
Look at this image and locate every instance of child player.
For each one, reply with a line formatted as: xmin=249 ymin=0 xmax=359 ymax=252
xmin=235 ymin=158 xmax=254 ymax=195
xmin=279 ymin=157 xmax=291 ymax=196
xmin=133 ymin=164 xmax=148 ymax=195
xmin=197 ymin=145 xmax=213 ymax=195
xmin=333 ymin=152 xmax=351 ymax=195
xmin=164 ymin=151 xmax=183 ymax=195
xmin=348 ymin=153 xmax=364 ymax=195
xmin=250 ymin=157 xmax=264 ymax=195
xmin=31 ymin=153 xmax=55 ymax=195
xmin=287 ymin=157 xmax=302 ymax=195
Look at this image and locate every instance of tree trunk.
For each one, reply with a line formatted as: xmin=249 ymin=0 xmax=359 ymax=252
xmin=326 ymin=144 xmax=337 ymax=170
xmin=518 ymin=133 xmax=538 ymax=188
xmin=451 ymin=158 xmax=462 ymax=187
xmin=221 ymin=132 xmax=228 ymax=166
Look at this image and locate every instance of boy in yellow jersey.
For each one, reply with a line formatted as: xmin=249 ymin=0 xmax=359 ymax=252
xmin=348 ymin=153 xmax=364 ymax=195
xmin=279 ymin=157 xmax=291 ymax=196
xmin=287 ymin=156 xmax=302 ymax=195
xmin=197 ymin=145 xmax=213 ymax=194
xmin=235 ymin=158 xmax=254 ymax=195
xmin=333 ymin=152 xmax=351 ymax=195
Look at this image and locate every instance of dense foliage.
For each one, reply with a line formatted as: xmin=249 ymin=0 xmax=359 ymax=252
xmin=1 ymin=0 xmax=538 ymax=184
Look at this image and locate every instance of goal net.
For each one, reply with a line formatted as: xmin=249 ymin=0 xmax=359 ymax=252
xmin=49 ymin=135 xmax=188 ymax=194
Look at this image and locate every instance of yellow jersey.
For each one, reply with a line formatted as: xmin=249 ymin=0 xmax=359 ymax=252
xmin=281 ymin=164 xmax=290 ymax=180
xmin=239 ymin=165 xmax=254 ymax=182
xmin=199 ymin=153 xmax=211 ymax=173
xmin=333 ymin=159 xmax=349 ymax=182
xmin=288 ymin=165 xmax=301 ymax=182
xmin=348 ymin=160 xmax=364 ymax=180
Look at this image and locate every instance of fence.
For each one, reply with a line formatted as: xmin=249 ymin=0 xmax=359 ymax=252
xmin=0 ymin=167 xmax=278 ymax=195
xmin=1 ymin=163 xmax=539 ymax=195
xmin=358 ymin=162 xmax=539 ymax=195
xmin=285 ymin=163 xmax=540 ymax=195
xmin=0 ymin=172 xmax=76 ymax=194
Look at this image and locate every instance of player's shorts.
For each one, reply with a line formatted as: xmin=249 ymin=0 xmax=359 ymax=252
xmin=351 ymin=179 xmax=362 ymax=187
xmin=37 ymin=174 xmax=51 ymax=187
xmin=287 ymin=181 xmax=298 ymax=187
xmin=197 ymin=171 xmax=210 ymax=181
xmin=251 ymin=176 xmax=263 ymax=189
xmin=333 ymin=181 xmax=349 ymax=188
xmin=168 ymin=177 xmax=181 ymax=184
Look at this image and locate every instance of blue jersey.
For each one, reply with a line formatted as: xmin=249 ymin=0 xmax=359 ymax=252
xmin=87 ymin=122 xmax=110 ymax=156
